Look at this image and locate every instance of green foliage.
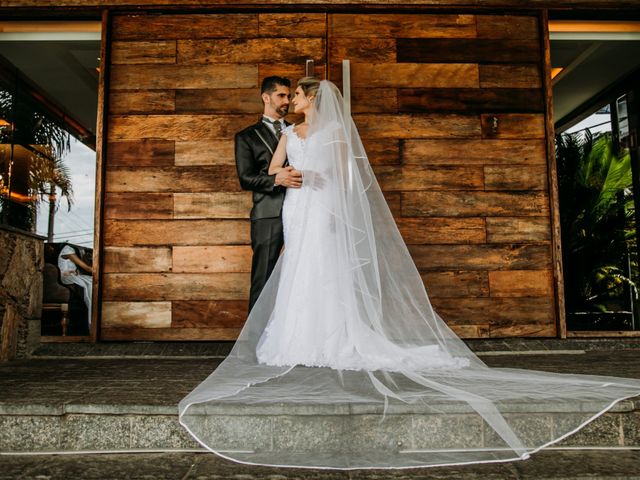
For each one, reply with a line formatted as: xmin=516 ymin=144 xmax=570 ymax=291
xmin=0 ymin=87 xmax=74 ymax=231
xmin=556 ymin=129 xmax=637 ymax=317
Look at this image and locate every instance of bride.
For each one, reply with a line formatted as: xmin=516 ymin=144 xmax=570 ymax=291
xmin=179 ymin=78 xmax=640 ymax=470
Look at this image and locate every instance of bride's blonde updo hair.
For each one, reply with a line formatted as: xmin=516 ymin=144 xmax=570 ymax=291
xmin=297 ymin=76 xmax=320 ymax=100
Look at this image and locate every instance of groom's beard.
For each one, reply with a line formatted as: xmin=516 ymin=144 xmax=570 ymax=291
xmin=275 ymin=105 xmax=289 ymax=117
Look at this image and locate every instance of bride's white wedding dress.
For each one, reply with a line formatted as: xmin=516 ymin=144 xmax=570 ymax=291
xmin=256 ymin=123 xmax=468 ymax=372
xmin=179 ymin=80 xmax=640 ymax=470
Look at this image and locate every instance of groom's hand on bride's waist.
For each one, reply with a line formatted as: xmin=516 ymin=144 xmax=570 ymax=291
xmin=275 ymin=166 xmax=303 ymax=189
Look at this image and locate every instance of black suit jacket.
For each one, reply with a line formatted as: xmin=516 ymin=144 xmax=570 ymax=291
xmin=235 ymin=119 xmax=290 ymax=220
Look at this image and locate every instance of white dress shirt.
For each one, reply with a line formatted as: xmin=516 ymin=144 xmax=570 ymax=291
xmin=262 ymin=115 xmax=285 ymax=137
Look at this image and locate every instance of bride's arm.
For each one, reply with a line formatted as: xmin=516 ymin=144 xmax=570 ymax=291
xmin=268 ymin=134 xmax=288 ymax=175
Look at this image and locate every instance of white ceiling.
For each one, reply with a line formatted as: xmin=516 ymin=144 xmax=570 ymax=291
xmin=0 ymin=38 xmax=100 ymax=144
xmin=551 ymin=34 xmax=640 ymax=128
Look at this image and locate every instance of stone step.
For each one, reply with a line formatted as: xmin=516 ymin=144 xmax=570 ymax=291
xmin=2 ymin=397 xmax=639 ymax=454
xmin=28 ymin=337 xmax=640 ymax=359
xmin=2 ymin=354 xmax=640 ymax=461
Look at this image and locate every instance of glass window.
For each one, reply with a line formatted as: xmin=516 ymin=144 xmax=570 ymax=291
xmin=0 ymin=22 xmax=101 ymax=337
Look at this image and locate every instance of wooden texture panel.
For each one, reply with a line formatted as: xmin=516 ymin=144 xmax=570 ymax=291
xmin=103 ymin=247 xmax=172 ymax=273
xmin=402 ymin=139 xmax=547 ymax=165
xmin=104 ymin=193 xmax=173 ymax=219
xmin=397 ymin=217 xmax=485 ymax=244
xmin=430 ymin=297 xmax=555 ymax=325
xmin=355 ymin=114 xmax=480 ymax=138
xmin=102 ymin=301 xmax=172 ymax=328
xmin=111 ymin=14 xmax=259 ymax=41
xmin=451 ymin=325 xmax=490 ymax=338
xmin=104 ymin=219 xmax=249 ymax=247
xmin=173 ymin=246 xmax=252 ymax=273
xmin=397 ymin=38 xmax=540 ymax=64
xmin=489 ymin=270 xmax=554 ymax=297
xmin=329 ymin=38 xmax=396 ymax=63
xmin=177 ymin=38 xmax=325 ymax=64
xmin=398 ymin=88 xmax=544 ymax=113
xmin=361 ymin=138 xmax=400 ymax=164
xmin=329 ymin=14 xmax=477 ymax=38
xmin=174 ymin=141 xmax=235 ymax=166
xmin=352 ymin=89 xmax=398 ymax=114
xmin=172 ymin=300 xmax=248 ymax=328
xmin=108 ymin=115 xmax=255 ymax=141
xmin=402 ymin=191 xmax=550 ymax=217
xmin=486 ymin=217 xmax=552 ymax=243
xmin=479 ymin=64 xmax=542 ymax=88
xmin=408 ymin=244 xmax=551 ymax=271
xmin=484 ymin=165 xmax=548 ymax=190
xmin=349 ymin=64 xmax=479 ymax=88
xmin=481 ymin=114 xmax=546 ymax=139
xmin=258 ymin=13 xmax=327 ymax=37
xmin=107 ymin=140 xmax=175 ymax=167
xmin=101 ymin=327 xmax=241 ymax=341
xmin=111 ymin=41 xmax=176 ymax=64
xmin=489 ymin=323 xmax=556 ymax=337
xmin=174 ymin=193 xmax=251 ymax=219
xmin=110 ymin=64 xmax=257 ymax=90
xmin=376 ymin=165 xmax=484 ymax=191
xmin=475 ymin=15 xmax=539 ymax=40
xmin=106 ymin=166 xmax=241 ymax=192
xmin=421 ymin=271 xmax=490 ymax=297
xmin=109 ymin=91 xmax=175 ymax=114
xmin=175 ymin=89 xmax=262 ymax=114
xmin=103 ymin=273 xmax=249 ymax=300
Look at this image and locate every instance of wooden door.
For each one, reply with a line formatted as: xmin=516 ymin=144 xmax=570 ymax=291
xmin=102 ymin=13 xmax=326 ymax=340
xmin=328 ymin=13 xmax=556 ymax=337
xmin=101 ymin=11 xmax=557 ymax=341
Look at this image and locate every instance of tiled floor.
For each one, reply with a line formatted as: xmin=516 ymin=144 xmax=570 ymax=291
xmin=1 ymin=450 xmax=640 ymax=480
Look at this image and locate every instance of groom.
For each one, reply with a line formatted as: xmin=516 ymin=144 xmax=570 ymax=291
xmin=235 ymin=76 xmax=303 ymax=312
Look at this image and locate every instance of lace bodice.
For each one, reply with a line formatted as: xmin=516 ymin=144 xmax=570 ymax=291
xmin=283 ymin=124 xmax=306 ymax=169
xmin=280 ymin=124 xmax=307 ymax=245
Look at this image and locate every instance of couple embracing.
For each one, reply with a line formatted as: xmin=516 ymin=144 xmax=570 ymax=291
xmin=179 ymin=76 xmax=640 ymax=470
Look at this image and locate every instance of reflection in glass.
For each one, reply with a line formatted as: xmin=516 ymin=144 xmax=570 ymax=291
xmin=0 ymin=29 xmax=100 ymax=337
xmin=557 ymin=109 xmax=638 ymax=331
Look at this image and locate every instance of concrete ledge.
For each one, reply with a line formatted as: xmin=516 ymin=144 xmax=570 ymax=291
xmin=0 ymin=413 xmax=199 ymax=452
xmin=1 ymin=400 xmax=639 ymax=453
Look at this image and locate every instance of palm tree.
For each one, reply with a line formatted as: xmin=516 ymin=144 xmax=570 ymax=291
xmin=556 ymin=129 xmax=637 ymax=328
xmin=0 ymin=88 xmax=74 ymax=236
xmin=28 ymin=144 xmax=74 ymax=241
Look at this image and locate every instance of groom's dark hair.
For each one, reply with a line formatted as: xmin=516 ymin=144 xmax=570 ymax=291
xmin=261 ymin=76 xmax=291 ymax=95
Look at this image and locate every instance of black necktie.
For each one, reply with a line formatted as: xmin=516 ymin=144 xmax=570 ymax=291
xmin=263 ymin=118 xmax=283 ymax=139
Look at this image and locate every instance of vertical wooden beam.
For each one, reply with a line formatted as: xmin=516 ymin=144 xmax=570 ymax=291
xmin=91 ymin=8 xmax=111 ymax=341
xmin=541 ymin=9 xmax=567 ymax=338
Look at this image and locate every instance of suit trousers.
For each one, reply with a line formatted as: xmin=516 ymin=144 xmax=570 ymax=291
xmin=249 ymin=217 xmax=284 ymax=313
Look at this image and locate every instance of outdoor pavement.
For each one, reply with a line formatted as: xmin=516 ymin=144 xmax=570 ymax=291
xmin=1 ymin=339 xmax=640 ymax=479
xmin=2 ymin=450 xmax=640 ymax=480
xmin=2 ymin=340 xmax=640 ymax=409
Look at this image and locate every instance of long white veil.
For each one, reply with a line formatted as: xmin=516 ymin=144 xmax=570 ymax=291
xmin=179 ymin=80 xmax=640 ymax=469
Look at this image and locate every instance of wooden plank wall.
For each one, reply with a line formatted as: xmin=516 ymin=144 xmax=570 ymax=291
xmin=329 ymin=13 xmax=556 ymax=337
xmin=102 ymin=13 xmax=327 ymax=340
xmin=101 ymin=11 xmax=556 ymax=340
